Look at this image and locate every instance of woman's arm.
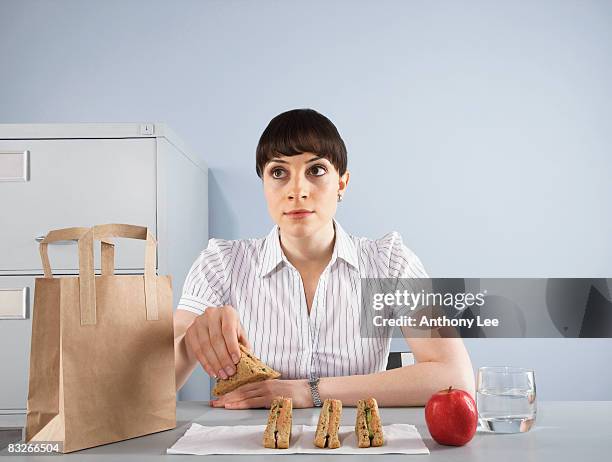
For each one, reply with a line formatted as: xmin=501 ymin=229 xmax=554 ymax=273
xmin=174 ymin=309 xmax=199 ymax=391
xmin=214 ymin=336 xmax=475 ymax=408
xmin=318 ymin=337 xmax=475 ymax=406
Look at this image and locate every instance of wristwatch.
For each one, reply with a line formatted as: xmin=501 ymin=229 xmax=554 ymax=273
xmin=308 ymin=376 xmax=322 ymax=407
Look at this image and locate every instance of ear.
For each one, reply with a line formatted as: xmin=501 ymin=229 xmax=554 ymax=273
xmin=338 ymin=171 xmax=350 ymax=194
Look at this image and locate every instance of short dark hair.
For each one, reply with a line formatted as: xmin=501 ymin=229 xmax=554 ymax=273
xmin=255 ymin=108 xmax=347 ymax=178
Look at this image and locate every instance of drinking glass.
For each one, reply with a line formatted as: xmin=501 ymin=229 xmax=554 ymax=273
xmin=476 ymin=366 xmax=536 ymax=433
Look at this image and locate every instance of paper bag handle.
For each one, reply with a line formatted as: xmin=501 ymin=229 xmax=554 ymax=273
xmin=40 ymin=228 xmax=116 ymax=277
xmin=38 ymin=224 xmax=159 ymax=325
xmin=93 ymin=224 xmax=159 ymax=322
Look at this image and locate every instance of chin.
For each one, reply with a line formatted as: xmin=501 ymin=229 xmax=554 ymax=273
xmin=280 ymin=217 xmax=318 ymax=236
xmin=283 ymin=221 xmax=311 ymax=235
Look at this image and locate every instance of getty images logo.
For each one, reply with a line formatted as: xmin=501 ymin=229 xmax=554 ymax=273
xmin=372 ymin=289 xmax=488 ymax=311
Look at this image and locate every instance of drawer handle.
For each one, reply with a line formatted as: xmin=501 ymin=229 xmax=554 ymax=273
xmin=0 ymin=150 xmax=29 ymax=182
xmin=0 ymin=287 xmax=29 ymax=319
xmin=35 ymin=235 xmax=75 ymax=244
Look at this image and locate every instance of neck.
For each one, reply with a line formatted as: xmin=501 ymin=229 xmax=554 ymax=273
xmin=279 ymin=221 xmax=336 ymax=270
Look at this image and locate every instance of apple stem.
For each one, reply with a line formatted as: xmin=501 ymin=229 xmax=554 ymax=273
xmin=448 ymin=386 xmax=453 ymax=393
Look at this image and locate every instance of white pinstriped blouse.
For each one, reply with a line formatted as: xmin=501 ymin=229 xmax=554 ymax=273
xmin=177 ymin=219 xmax=428 ymax=379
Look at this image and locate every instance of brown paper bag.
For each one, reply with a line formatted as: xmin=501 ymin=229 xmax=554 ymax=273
xmin=25 ymin=224 xmax=176 ymax=453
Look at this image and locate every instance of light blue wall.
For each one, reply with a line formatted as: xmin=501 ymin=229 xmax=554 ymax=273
xmin=1 ymin=0 xmax=611 ymax=400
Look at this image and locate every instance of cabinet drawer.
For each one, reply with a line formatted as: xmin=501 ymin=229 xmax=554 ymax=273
xmin=0 ymin=138 xmax=157 ymax=272
xmin=0 ymin=276 xmax=33 ymax=412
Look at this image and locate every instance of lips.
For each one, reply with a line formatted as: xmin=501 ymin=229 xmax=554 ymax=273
xmin=286 ymin=209 xmax=312 ymax=214
xmin=285 ymin=210 xmax=314 ymax=219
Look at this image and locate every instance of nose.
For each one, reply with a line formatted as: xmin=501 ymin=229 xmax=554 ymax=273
xmin=287 ymin=174 xmax=308 ymax=200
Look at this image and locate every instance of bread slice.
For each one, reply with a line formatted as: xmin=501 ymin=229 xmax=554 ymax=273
xmin=212 ymin=344 xmax=280 ymax=396
xmin=263 ymin=396 xmax=292 ymax=449
xmin=314 ymin=398 xmax=342 ymax=448
xmin=355 ymin=397 xmax=384 ymax=448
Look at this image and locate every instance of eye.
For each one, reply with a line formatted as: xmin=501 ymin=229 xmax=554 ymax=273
xmin=271 ymin=168 xmax=286 ymax=179
xmin=309 ymin=164 xmax=327 ymax=176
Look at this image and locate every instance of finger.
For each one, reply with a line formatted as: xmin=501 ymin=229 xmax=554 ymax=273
xmin=219 ymin=385 xmax=263 ymax=405
xmin=216 ymin=379 xmax=274 ymax=405
xmin=221 ymin=312 xmax=242 ymax=366
xmin=185 ymin=328 xmax=217 ymax=378
xmin=196 ymin=326 xmax=226 ymax=379
xmin=237 ymin=324 xmax=251 ymax=351
xmin=208 ymin=319 xmax=236 ymax=379
xmin=225 ymin=396 xmax=268 ymax=409
xmin=222 ymin=380 xmax=269 ymax=402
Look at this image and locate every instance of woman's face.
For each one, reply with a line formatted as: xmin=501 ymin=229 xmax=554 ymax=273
xmin=262 ymin=152 xmax=349 ymax=238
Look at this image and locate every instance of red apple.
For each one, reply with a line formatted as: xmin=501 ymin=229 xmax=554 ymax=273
xmin=425 ymin=386 xmax=478 ymax=446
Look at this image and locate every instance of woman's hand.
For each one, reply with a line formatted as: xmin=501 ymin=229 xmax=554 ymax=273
xmin=210 ymin=379 xmax=313 ymax=409
xmin=184 ymin=305 xmax=250 ymax=380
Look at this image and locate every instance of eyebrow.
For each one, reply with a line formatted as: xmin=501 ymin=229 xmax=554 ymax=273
xmin=268 ymin=156 xmax=323 ymax=165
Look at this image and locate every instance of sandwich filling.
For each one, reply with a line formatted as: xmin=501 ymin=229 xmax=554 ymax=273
xmin=324 ymin=401 xmax=334 ymax=447
xmin=365 ymin=406 xmax=374 ymax=442
xmin=273 ymin=401 xmax=283 ymax=447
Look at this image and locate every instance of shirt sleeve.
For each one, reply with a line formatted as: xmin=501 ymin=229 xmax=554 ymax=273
xmin=177 ymin=239 xmax=231 ymax=316
xmin=380 ymin=231 xmax=431 ymax=319
xmin=383 ymin=231 xmax=429 ymax=279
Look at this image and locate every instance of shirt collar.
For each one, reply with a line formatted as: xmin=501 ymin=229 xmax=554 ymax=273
xmin=257 ymin=218 xmax=359 ymax=278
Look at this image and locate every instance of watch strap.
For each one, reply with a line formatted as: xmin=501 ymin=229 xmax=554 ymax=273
xmin=308 ymin=376 xmax=322 ymax=407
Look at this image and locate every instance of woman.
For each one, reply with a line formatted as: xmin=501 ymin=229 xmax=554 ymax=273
xmin=174 ymin=108 xmax=475 ymax=409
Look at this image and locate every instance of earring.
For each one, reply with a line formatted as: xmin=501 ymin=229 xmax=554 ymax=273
xmin=337 ymin=194 xmax=343 ymax=202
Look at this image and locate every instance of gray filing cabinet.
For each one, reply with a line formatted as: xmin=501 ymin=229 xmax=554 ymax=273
xmin=0 ymin=123 xmax=208 ymax=415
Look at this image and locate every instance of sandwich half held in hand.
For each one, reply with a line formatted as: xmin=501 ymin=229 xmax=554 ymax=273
xmin=314 ymin=398 xmax=343 ymax=448
xmin=355 ymin=397 xmax=384 ymax=447
xmin=263 ymin=396 xmax=293 ymax=449
xmin=212 ymin=344 xmax=280 ymax=396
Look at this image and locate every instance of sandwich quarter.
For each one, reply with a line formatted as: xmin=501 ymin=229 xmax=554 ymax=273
xmin=212 ymin=344 xmax=280 ymax=396
xmin=355 ymin=397 xmax=384 ymax=447
xmin=263 ymin=396 xmax=293 ymax=449
xmin=314 ymin=398 xmax=343 ymax=448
